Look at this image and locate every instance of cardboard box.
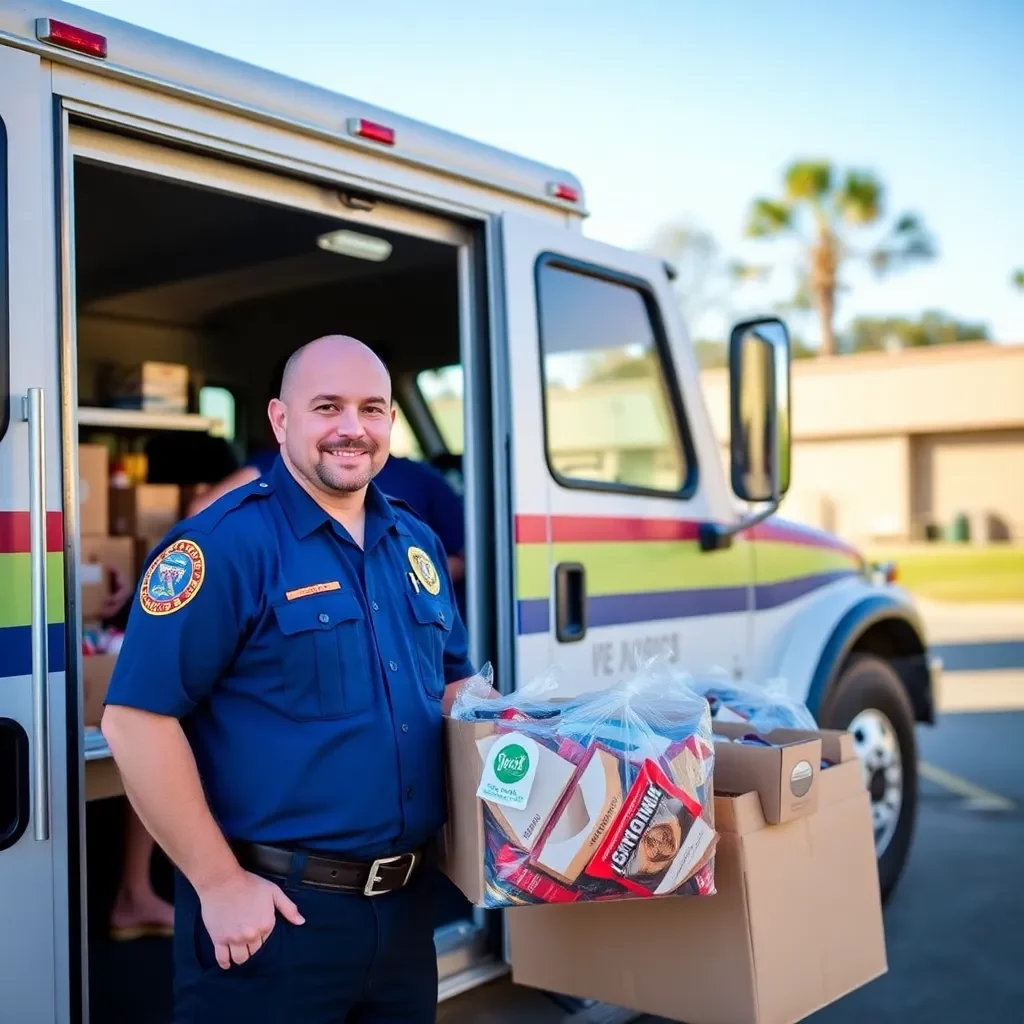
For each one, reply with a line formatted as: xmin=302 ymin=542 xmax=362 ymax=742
xmin=712 ymin=722 xmax=822 ymax=824
xmin=82 ymin=653 xmax=116 ymax=727
xmin=504 ymin=758 xmax=887 ymax=1024
xmin=109 ymin=485 xmax=180 ymax=550
xmin=107 ymin=361 xmax=189 ymax=414
xmin=80 ymin=536 xmax=136 ymax=621
xmin=78 ymin=444 xmax=109 ymax=537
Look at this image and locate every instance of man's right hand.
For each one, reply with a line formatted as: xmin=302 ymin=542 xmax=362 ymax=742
xmin=198 ymin=869 xmax=305 ymax=969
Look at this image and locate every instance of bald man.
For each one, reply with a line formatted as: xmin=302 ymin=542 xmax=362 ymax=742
xmin=101 ymin=336 xmax=478 ymax=1023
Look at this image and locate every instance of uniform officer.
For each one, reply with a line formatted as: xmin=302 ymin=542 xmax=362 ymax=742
xmin=101 ymin=335 xmax=478 ymax=1023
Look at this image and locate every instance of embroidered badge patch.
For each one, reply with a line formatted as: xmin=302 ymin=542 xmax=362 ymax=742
xmin=407 ymin=546 xmax=441 ymax=596
xmin=140 ymin=540 xmax=205 ymax=616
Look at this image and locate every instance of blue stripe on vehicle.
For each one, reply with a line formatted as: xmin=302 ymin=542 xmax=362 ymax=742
xmin=753 ymin=570 xmax=857 ymax=610
xmin=517 ymin=571 xmax=858 ymax=637
xmin=0 ymin=623 xmax=66 ymax=677
xmin=518 ymin=599 xmax=550 ymax=636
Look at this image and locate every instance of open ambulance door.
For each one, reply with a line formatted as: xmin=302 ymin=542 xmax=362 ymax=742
xmin=0 ymin=47 xmax=76 ymax=1024
xmin=499 ymin=210 xmax=751 ymax=706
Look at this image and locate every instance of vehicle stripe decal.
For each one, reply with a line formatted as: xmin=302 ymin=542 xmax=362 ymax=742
xmin=0 ymin=511 xmax=64 ymax=553
xmin=516 ymin=569 xmax=856 ymax=636
xmin=0 ymin=553 xmax=67 ymax=628
xmin=0 ymin=623 xmax=67 ymax=677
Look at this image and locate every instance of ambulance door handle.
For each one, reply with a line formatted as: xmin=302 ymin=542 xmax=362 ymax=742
xmin=554 ymin=562 xmax=587 ymax=644
xmin=22 ymin=389 xmax=50 ymax=842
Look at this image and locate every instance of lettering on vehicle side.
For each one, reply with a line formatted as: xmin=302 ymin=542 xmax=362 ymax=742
xmin=591 ymin=634 xmax=680 ymax=676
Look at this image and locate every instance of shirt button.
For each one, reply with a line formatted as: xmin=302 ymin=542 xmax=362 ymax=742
xmin=401 ymin=723 xmax=409 ymax=733
xmin=258 ymin=482 xmax=268 ymax=488
xmin=389 ymin=661 xmax=398 ymax=672
xmin=406 ymin=786 xmax=413 ymax=799
xmin=318 ymin=612 xmax=330 ymax=625
xmin=372 ymin=602 xmax=380 ymax=612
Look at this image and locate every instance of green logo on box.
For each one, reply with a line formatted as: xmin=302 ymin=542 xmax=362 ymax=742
xmin=494 ymin=744 xmax=530 ymax=784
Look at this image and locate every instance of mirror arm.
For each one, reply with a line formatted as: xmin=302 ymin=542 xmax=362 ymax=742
xmin=699 ymin=497 xmax=780 ymax=552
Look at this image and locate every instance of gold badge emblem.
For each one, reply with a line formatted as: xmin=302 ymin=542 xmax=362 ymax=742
xmin=407 ymin=546 xmax=441 ymax=596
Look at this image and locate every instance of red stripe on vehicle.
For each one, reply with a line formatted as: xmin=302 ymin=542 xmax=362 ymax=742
xmin=0 ymin=511 xmax=64 ymax=553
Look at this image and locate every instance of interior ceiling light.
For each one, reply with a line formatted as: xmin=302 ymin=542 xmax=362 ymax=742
xmin=316 ymin=229 xmax=392 ymax=262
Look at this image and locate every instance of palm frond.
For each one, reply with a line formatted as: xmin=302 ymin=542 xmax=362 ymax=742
xmin=746 ymin=198 xmax=792 ymax=238
xmin=837 ymin=170 xmax=883 ymax=226
xmin=869 ymin=211 xmax=937 ymax=275
xmin=785 ymin=161 xmax=832 ymax=202
xmin=1012 ymin=268 xmax=1024 ymax=291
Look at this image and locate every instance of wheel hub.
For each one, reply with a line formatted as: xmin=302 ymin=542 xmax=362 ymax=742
xmin=849 ymin=708 xmax=903 ymax=856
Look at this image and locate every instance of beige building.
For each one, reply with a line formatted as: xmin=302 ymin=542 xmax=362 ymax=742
xmin=702 ymin=341 xmax=1024 ymax=543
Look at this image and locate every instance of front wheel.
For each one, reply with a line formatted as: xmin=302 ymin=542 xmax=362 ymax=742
xmin=820 ymin=653 xmax=918 ymax=901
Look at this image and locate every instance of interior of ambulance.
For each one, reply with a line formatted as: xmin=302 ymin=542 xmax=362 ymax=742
xmin=71 ymin=150 xmax=490 ymax=1019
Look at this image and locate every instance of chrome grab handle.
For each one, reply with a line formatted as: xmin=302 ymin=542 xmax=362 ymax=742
xmin=22 ymin=389 xmax=50 ymax=842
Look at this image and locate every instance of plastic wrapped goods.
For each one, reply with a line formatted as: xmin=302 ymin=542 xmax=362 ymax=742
xmin=686 ymin=671 xmax=818 ymax=732
xmin=450 ymin=661 xmax=718 ymax=908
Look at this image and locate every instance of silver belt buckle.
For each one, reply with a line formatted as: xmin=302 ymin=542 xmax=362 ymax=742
xmin=364 ymin=853 xmax=417 ymax=896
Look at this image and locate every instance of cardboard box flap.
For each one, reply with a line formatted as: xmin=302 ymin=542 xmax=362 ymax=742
xmin=758 ymin=726 xmax=856 ymax=765
xmin=713 ymin=791 xmax=766 ymax=835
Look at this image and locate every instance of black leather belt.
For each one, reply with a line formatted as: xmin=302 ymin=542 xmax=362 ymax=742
xmin=232 ymin=841 xmax=422 ymax=896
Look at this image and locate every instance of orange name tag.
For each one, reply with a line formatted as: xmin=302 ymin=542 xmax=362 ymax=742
xmin=285 ymin=581 xmax=342 ymax=601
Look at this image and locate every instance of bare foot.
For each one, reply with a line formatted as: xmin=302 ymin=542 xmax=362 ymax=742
xmin=109 ymin=889 xmax=175 ymax=937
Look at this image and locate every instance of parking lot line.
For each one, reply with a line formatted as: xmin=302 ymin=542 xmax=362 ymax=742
xmin=918 ymin=761 xmax=1015 ymax=811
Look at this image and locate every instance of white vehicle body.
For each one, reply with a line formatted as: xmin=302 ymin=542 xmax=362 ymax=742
xmin=0 ymin=4 xmax=937 ymax=1021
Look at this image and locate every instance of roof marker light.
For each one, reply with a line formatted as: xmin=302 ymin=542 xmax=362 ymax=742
xmin=548 ymin=182 xmax=580 ymax=203
xmin=347 ymin=118 xmax=396 ymax=146
xmin=36 ymin=18 xmax=108 ymax=59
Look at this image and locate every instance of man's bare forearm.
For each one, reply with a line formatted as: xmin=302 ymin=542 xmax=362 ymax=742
xmin=101 ymin=705 xmax=242 ymax=894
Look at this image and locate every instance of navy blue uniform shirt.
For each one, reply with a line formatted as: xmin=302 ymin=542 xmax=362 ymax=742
xmin=249 ymin=450 xmax=464 ymax=562
xmin=105 ymin=455 xmax=475 ymax=859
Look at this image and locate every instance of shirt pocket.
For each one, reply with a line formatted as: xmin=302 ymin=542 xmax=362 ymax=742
xmin=271 ymin=590 xmax=372 ymax=720
xmin=405 ymin=590 xmax=453 ymax=700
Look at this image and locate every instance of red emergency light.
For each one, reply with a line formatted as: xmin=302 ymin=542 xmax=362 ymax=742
xmin=35 ymin=18 xmax=108 ymax=59
xmin=347 ymin=118 xmax=396 ymax=146
xmin=548 ymin=182 xmax=580 ymax=203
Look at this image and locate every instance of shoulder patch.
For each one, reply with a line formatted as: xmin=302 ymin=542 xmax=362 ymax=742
xmin=140 ymin=540 xmax=206 ymax=615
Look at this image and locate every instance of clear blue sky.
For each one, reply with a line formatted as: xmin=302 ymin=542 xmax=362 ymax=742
xmin=75 ymin=0 xmax=1024 ymax=346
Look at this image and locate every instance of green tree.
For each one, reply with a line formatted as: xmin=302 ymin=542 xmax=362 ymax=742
xmin=1013 ymin=268 xmax=1024 ymax=291
xmin=846 ymin=310 xmax=988 ymax=353
xmin=742 ymin=160 xmax=936 ymax=356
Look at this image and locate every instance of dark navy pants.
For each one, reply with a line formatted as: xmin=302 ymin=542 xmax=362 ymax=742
xmin=172 ymin=858 xmax=439 ymax=1024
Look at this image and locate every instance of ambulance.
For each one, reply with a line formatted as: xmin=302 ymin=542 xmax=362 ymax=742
xmin=0 ymin=3 xmax=939 ymax=1021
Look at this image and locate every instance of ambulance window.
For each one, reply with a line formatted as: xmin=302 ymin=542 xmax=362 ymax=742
xmin=536 ymin=258 xmax=695 ymax=496
xmin=417 ymin=365 xmax=464 ymax=455
xmin=199 ymin=386 xmax=236 ymax=441
xmin=0 ymin=116 xmax=8 ymax=442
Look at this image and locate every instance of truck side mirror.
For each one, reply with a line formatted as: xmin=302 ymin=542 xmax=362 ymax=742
xmin=729 ymin=317 xmax=792 ymax=504
xmin=699 ymin=316 xmax=793 ymax=553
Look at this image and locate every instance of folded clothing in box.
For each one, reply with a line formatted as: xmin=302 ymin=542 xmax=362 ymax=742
xmin=449 ymin=662 xmax=718 ymax=908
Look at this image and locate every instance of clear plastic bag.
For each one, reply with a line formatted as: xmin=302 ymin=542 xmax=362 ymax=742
xmin=681 ymin=669 xmax=818 ymax=732
xmin=450 ymin=658 xmax=718 ymax=908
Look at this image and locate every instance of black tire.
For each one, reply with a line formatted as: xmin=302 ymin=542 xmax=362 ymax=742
xmin=820 ymin=653 xmax=918 ymax=902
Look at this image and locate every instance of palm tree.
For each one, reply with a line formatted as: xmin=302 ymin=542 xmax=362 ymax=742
xmin=1013 ymin=268 xmax=1024 ymax=291
xmin=742 ymin=161 xmax=936 ymax=356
